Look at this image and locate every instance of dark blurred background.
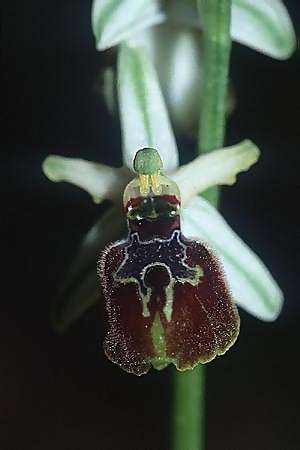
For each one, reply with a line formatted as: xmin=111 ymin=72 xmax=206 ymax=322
xmin=2 ymin=1 xmax=299 ymax=449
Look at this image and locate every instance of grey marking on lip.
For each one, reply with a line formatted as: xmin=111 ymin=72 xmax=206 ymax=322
xmin=113 ymin=230 xmax=203 ymax=321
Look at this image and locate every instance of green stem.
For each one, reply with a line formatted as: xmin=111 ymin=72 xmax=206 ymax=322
xmin=172 ymin=367 xmax=205 ymax=450
xmin=171 ymin=1 xmax=232 ymax=450
xmin=198 ymin=0 xmax=232 ymax=206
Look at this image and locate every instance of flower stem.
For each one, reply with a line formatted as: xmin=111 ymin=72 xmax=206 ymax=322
xmin=171 ymin=366 xmax=205 ymax=450
xmin=171 ymin=1 xmax=232 ymax=449
xmin=198 ymin=0 xmax=232 ymax=205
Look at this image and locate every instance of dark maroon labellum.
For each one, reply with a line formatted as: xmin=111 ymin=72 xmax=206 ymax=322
xmin=98 ymin=192 xmax=240 ymax=376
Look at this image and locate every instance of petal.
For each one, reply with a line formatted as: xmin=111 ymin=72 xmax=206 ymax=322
xmin=92 ymin=0 xmax=165 ymax=51
xmin=98 ymin=193 xmax=239 ymax=375
xmin=53 ymin=205 xmax=126 ymax=331
xmin=99 ymin=241 xmax=154 ymax=375
xmin=118 ymin=43 xmax=179 ymax=172
xmin=165 ymin=236 xmax=239 ymax=370
xmin=42 ymin=155 xmax=131 ymax=204
xmin=231 ymin=0 xmax=296 ymax=59
xmin=182 ymin=196 xmax=283 ymax=321
xmin=172 ymin=140 xmax=260 ymax=206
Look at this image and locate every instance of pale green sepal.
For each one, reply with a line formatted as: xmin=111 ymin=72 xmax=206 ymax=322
xmin=118 ymin=43 xmax=179 ymax=173
xmin=164 ymin=0 xmax=296 ymax=59
xmin=131 ymin=25 xmax=203 ymax=134
xmin=231 ymin=0 xmax=296 ymax=60
xmin=162 ymin=27 xmax=202 ymax=134
xmin=52 ymin=206 xmax=126 ymax=331
xmin=173 ymin=140 xmax=259 ymax=206
xmin=182 ymin=196 xmax=283 ymax=321
xmin=92 ymin=0 xmax=165 ymax=51
xmin=42 ymin=155 xmax=131 ymax=204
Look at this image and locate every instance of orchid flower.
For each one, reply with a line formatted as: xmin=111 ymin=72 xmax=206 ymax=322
xmin=98 ymin=148 xmax=240 ymax=375
xmin=43 ymin=43 xmax=282 ymax=333
xmin=41 ymin=0 xmax=291 ymax=372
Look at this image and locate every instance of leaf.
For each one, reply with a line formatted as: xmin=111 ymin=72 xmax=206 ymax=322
xmin=182 ymin=196 xmax=283 ymax=321
xmin=92 ymin=0 xmax=165 ymax=50
xmin=231 ymin=0 xmax=296 ymax=59
xmin=118 ymin=43 xmax=179 ymax=173
xmin=53 ymin=205 xmax=127 ymax=331
xmin=173 ymin=140 xmax=260 ymax=206
xmin=42 ymin=155 xmax=131 ymax=204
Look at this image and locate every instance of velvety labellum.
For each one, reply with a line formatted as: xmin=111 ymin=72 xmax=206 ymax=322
xmin=98 ymin=194 xmax=240 ymax=375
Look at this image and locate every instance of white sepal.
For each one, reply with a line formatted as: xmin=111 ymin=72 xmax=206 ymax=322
xmin=173 ymin=140 xmax=259 ymax=206
xmin=42 ymin=155 xmax=131 ymax=204
xmin=92 ymin=0 xmax=165 ymax=50
xmin=182 ymin=196 xmax=283 ymax=321
xmin=231 ymin=0 xmax=296 ymax=59
xmin=118 ymin=43 xmax=179 ymax=173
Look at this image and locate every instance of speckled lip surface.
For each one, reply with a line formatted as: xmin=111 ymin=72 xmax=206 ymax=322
xmin=98 ymin=194 xmax=240 ymax=375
